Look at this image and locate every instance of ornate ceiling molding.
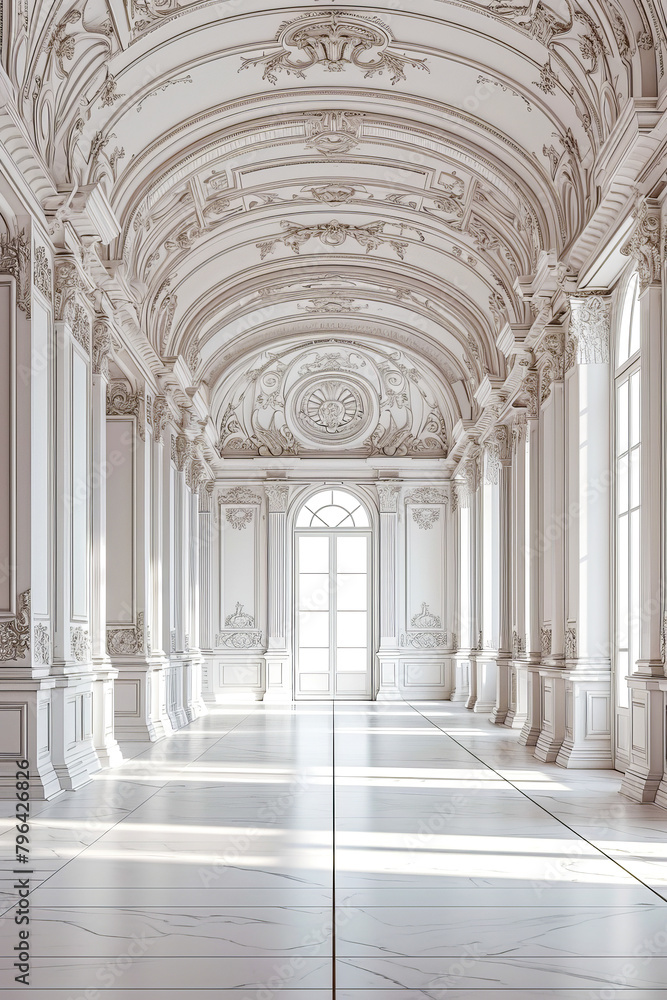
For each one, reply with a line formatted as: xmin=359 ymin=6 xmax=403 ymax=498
xmin=239 ymin=11 xmax=430 ymax=87
xmin=257 ymin=219 xmax=425 ymax=261
xmin=215 ymin=340 xmax=449 ymax=459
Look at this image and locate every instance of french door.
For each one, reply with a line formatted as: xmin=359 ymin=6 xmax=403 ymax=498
xmin=295 ymin=530 xmax=371 ymax=699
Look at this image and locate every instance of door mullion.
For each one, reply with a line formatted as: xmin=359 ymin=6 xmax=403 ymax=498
xmin=331 ymin=532 xmax=336 ymax=698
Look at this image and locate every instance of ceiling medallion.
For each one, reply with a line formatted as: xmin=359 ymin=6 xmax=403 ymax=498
xmin=239 ymin=11 xmax=429 ymax=86
xmin=292 ymin=377 xmax=373 ymax=448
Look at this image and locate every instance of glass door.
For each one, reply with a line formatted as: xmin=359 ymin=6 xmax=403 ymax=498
xmin=296 ymin=531 xmax=371 ymax=699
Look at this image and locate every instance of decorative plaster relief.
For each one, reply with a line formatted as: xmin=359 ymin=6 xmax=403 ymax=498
xmin=70 ymin=626 xmax=91 ymax=662
xmin=107 ymin=614 xmax=145 ymax=656
xmin=219 ymin=487 xmax=262 ymax=505
xmin=377 ymin=485 xmax=401 ymax=512
xmin=540 ymin=626 xmax=552 ymax=658
xmin=265 ymin=484 xmax=290 ymax=513
xmin=107 ymin=381 xmax=145 ymax=439
xmin=257 ymin=219 xmax=424 ymax=261
xmin=405 ymin=488 xmax=448 ymax=504
xmin=226 ymin=508 xmax=254 ymax=531
xmin=411 ymin=603 xmax=442 ymax=629
xmin=621 ymin=200 xmax=662 ymax=293
xmin=565 ymin=627 xmax=577 ymax=659
xmin=401 ymin=631 xmax=447 ymax=648
xmin=225 ymin=603 xmax=255 ymax=628
xmin=33 ymin=245 xmax=52 ymax=302
xmin=217 ymin=342 xmax=448 ymax=458
xmin=569 ymin=295 xmax=611 ymax=365
xmin=239 ymin=12 xmax=429 ymax=86
xmin=33 ymin=623 xmax=51 ymax=665
xmin=216 ymin=631 xmax=263 ymax=649
xmin=412 ymin=507 xmax=440 ymax=530
xmin=0 ymin=230 xmax=31 ymax=317
xmin=0 ymin=591 xmax=31 ymax=661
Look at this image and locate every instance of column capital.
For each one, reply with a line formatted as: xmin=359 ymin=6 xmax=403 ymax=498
xmin=376 ymin=483 xmax=401 ymax=513
xmin=107 ymin=378 xmax=146 ymax=441
xmin=569 ymin=293 xmax=611 ymax=365
xmin=620 ymin=198 xmax=662 ymax=295
xmin=265 ymin=483 xmax=290 ymax=513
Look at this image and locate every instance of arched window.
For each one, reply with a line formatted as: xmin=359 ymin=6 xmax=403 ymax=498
xmin=614 ymin=274 xmax=641 ymax=724
xmin=294 ymin=489 xmax=371 ymax=699
xmin=296 ymin=489 xmax=369 ymax=528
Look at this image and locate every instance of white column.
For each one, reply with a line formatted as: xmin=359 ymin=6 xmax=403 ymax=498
xmin=90 ymin=319 xmax=121 ymax=767
xmin=557 ymin=296 xmax=613 ymax=768
xmin=376 ymin=484 xmax=402 ymax=700
xmin=620 ymin=213 xmax=666 ymax=800
xmin=50 ymin=262 xmax=101 ymax=788
xmin=198 ymin=482 xmax=215 ymax=705
xmin=519 ymin=384 xmax=543 ymax=747
xmin=506 ymin=412 xmax=527 ymax=728
xmin=491 ymin=425 xmax=512 ymax=724
xmin=263 ymin=483 xmax=292 ymax=702
xmin=535 ymin=332 xmax=567 ymax=762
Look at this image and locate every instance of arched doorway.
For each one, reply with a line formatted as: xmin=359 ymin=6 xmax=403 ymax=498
xmin=294 ymin=489 xmax=373 ymax=700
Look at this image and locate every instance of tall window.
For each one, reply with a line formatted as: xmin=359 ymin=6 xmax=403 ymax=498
xmin=295 ymin=490 xmax=371 ymax=699
xmin=614 ymin=273 xmax=641 ymax=710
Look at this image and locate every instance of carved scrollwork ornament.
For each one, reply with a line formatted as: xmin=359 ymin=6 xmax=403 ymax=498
xmin=0 ymin=230 xmax=31 ymax=317
xmin=412 ymin=507 xmax=440 ymax=530
xmin=400 ymin=631 xmax=447 ymax=649
xmin=216 ymin=631 xmax=263 ymax=649
xmin=411 ymin=603 xmax=442 ymax=629
xmin=540 ymin=626 xmax=552 ymax=658
xmin=107 ymin=381 xmax=145 ymax=441
xmin=54 ymin=258 xmax=87 ymax=323
xmin=33 ymin=245 xmax=52 ymax=302
xmin=0 ymin=591 xmax=31 ymax=662
xmin=522 ymin=371 xmax=539 ymax=417
xmin=226 ymin=508 xmax=254 ymax=531
xmin=171 ymin=434 xmax=194 ymax=472
xmin=565 ymin=627 xmax=577 ymax=659
xmin=152 ymin=396 xmax=170 ymax=442
xmin=219 ymin=487 xmax=262 ymax=505
xmin=33 ymin=623 xmax=51 ymax=665
xmin=70 ymin=626 xmax=91 ymax=663
xmin=621 ymin=201 xmax=662 ymax=294
xmin=239 ymin=11 xmax=429 ymax=86
xmin=71 ymin=303 xmax=91 ymax=353
xmin=107 ymin=613 xmax=145 ymax=656
xmin=405 ymin=488 xmax=448 ymax=505
xmin=92 ymin=320 xmax=113 ymax=377
xmin=225 ymin=603 xmax=256 ymax=629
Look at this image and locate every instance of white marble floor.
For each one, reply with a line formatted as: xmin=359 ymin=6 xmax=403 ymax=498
xmin=1 ymin=701 xmax=667 ymax=998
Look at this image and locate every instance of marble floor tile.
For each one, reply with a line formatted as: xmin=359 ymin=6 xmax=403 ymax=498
xmin=3 ymin=700 xmax=666 ymax=997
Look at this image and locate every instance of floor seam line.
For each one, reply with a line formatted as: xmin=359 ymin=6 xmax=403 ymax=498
xmin=411 ymin=703 xmax=667 ymax=904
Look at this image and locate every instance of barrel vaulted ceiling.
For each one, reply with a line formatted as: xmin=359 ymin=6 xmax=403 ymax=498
xmin=3 ymin=0 xmax=665 ymax=463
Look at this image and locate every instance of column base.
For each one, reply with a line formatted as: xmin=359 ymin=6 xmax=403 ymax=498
xmin=450 ymin=657 xmax=470 ymax=703
xmin=0 ymin=676 xmax=63 ymax=800
xmin=653 ymin=780 xmax=667 ymax=811
xmin=92 ymin=663 xmax=123 ymax=770
xmin=376 ymin=651 xmax=401 ymax=701
xmin=263 ymin=651 xmax=292 ymax=702
xmin=50 ymin=669 xmax=102 ymax=790
xmin=621 ymin=767 xmax=662 ymax=803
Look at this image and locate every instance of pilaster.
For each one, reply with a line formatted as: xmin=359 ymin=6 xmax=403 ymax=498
xmin=376 ymin=483 xmax=402 ymax=700
xmin=263 ymin=483 xmax=292 ymax=702
xmin=557 ymin=295 xmax=613 ymax=768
